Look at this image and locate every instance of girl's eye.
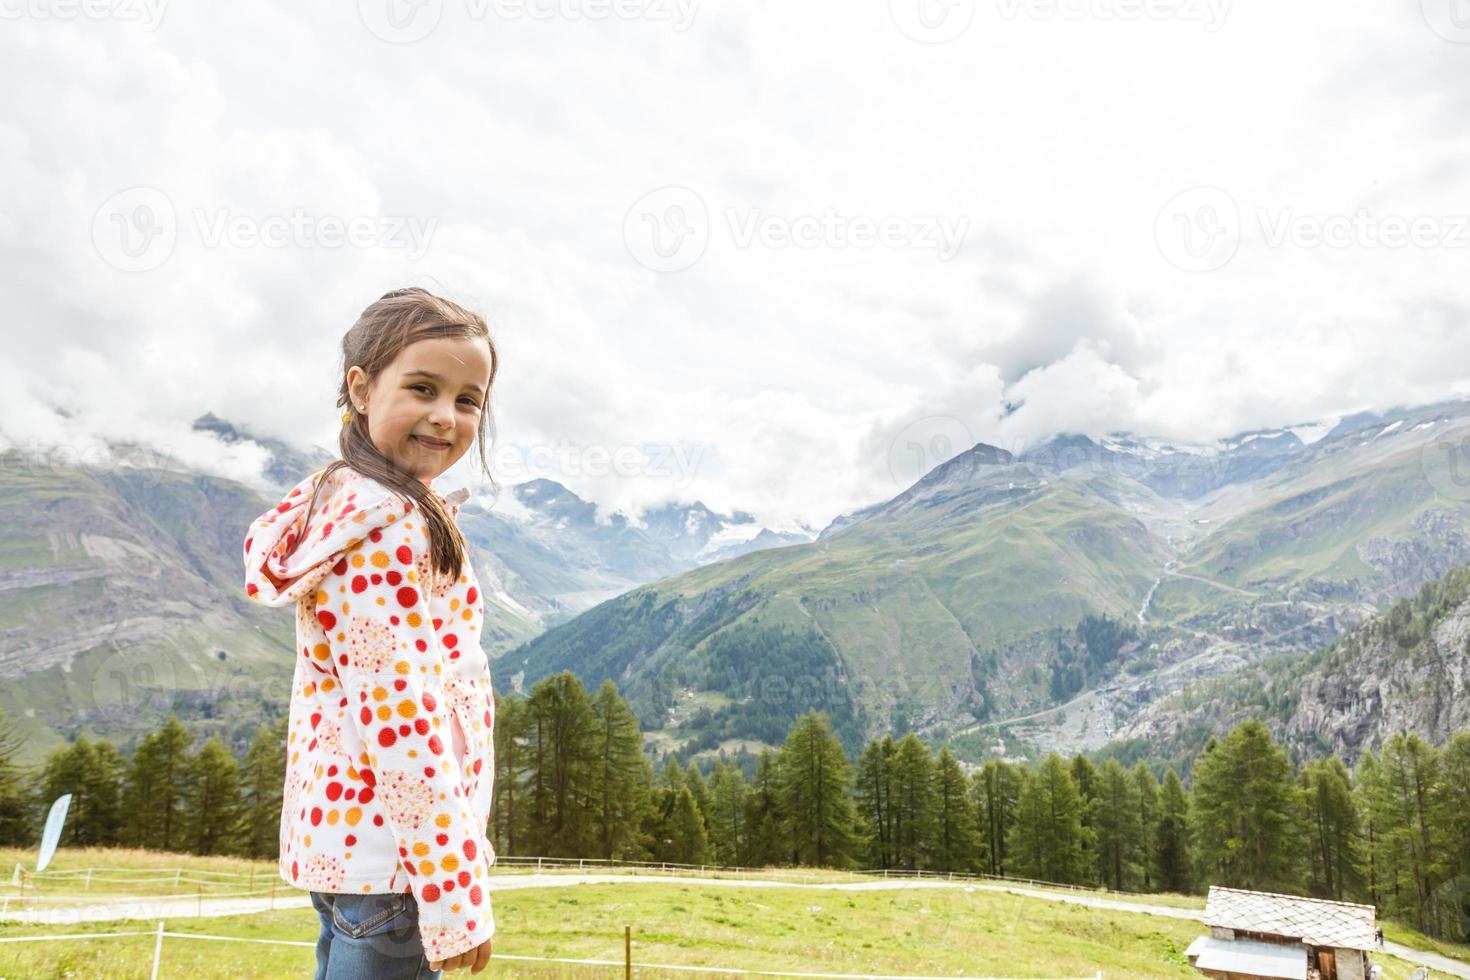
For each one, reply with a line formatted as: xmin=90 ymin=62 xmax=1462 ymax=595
xmin=410 ymin=384 xmax=480 ymax=409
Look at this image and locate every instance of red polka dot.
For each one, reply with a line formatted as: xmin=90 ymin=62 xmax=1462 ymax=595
xmin=325 ymin=782 xmax=343 ymax=801
xmin=422 ymin=692 xmax=437 ymax=711
xmin=386 ymin=570 xmax=402 ymax=586
xmin=466 ymin=587 xmax=478 ymax=604
xmin=396 ymin=586 xmax=419 ymax=608
xmin=442 ymin=634 xmax=458 ymax=649
xmin=414 ymin=719 xmax=430 ymax=736
xmin=457 ymin=870 xmax=471 ymax=888
xmin=351 ymin=575 xmax=368 ymax=594
xmin=422 ymin=884 xmax=440 ymax=902
xmin=436 ymin=833 xmax=449 ymax=846
xmin=310 ymin=807 xmax=322 ymax=826
xmin=345 ymin=834 xmax=357 ymax=846
xmin=360 ymin=788 xmax=375 ymax=805
xmin=428 ymin=735 xmax=443 ymax=755
xmin=378 ymin=728 xmax=397 ymax=748
xmin=469 ymin=886 xmax=483 ymax=906
xmin=317 ymin=610 xmax=337 ymax=630
xmin=396 ymin=545 xmax=413 ymax=564
xmin=360 ymin=707 xmax=372 ymax=725
xmin=463 ymin=840 xmax=476 ymax=861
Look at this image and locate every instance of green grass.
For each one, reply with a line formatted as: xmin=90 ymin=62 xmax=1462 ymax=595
xmin=0 ymin=849 xmax=1463 ymax=979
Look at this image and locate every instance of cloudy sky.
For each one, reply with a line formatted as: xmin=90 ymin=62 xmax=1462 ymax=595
xmin=2 ymin=0 xmax=1468 ymax=532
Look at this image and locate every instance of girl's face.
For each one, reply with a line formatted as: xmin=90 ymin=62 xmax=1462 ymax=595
xmin=347 ymin=335 xmax=494 ymax=487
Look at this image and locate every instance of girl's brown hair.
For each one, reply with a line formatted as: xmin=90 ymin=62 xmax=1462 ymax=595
xmin=304 ymin=286 xmax=499 ymax=583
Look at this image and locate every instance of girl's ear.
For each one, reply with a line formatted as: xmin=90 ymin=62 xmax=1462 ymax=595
xmin=346 ymin=365 xmax=369 ymax=407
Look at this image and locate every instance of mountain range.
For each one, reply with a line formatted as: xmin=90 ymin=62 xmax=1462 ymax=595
xmin=2 ymin=399 xmax=1468 ymax=772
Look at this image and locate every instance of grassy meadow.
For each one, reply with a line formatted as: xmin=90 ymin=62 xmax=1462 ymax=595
xmin=0 ymin=849 xmax=1459 ymax=979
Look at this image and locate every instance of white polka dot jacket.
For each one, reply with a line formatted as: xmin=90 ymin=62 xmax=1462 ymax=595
xmin=242 ymin=463 xmax=497 ymax=963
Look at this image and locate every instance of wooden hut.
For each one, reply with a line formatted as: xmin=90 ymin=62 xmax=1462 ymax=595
xmin=1185 ymin=886 xmax=1379 ymax=980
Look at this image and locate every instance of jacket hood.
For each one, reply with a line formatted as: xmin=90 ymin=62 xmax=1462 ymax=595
xmin=243 ymin=464 xmax=469 ymax=608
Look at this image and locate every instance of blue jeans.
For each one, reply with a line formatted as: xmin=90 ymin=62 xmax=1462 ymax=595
xmin=310 ymin=890 xmax=442 ymax=980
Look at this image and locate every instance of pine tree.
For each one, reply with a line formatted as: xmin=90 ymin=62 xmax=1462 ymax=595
xmin=1008 ymin=753 xmax=1091 ymax=884
xmin=588 ymin=680 xmax=653 ymax=861
xmin=891 ymin=734 xmax=937 ymax=870
xmin=36 ymin=735 xmax=123 ymax=847
xmin=974 ymin=759 xmax=1018 ymax=877
xmin=775 ymin=711 xmax=862 ymax=868
xmin=743 ymin=747 xmax=786 ymax=867
xmin=1301 ymin=756 xmax=1360 ymax=901
xmin=492 ymin=690 xmax=530 ymax=858
xmin=1154 ymin=768 xmax=1192 ymax=894
xmin=122 ymin=716 xmax=193 ymax=851
xmin=854 ymin=736 xmax=897 ymax=869
xmin=0 ymin=709 xmax=33 ymax=846
xmin=684 ymin=759 xmax=713 ymax=835
xmin=931 ymin=748 xmax=980 ymax=873
xmin=240 ymin=717 xmax=287 ymax=860
xmin=1131 ymin=762 xmax=1160 ymax=892
xmin=1093 ymin=759 xmax=1141 ymax=891
xmin=1437 ymin=731 xmax=1470 ymax=919
xmin=1191 ymin=721 xmax=1298 ymax=892
xmin=1364 ymin=733 xmax=1446 ymax=934
xmin=668 ymin=786 xmax=713 ymax=865
xmin=1071 ymin=754 xmax=1100 ymax=882
xmin=707 ymin=760 xmax=749 ymax=867
xmin=525 ymin=671 xmax=600 ymax=857
xmin=185 ymin=736 xmax=244 ymax=856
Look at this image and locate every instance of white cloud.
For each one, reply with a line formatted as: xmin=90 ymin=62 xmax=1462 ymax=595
xmin=1 ymin=0 xmax=1467 ymax=532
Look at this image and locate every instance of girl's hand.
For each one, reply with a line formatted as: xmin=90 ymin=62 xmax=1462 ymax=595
xmin=430 ymin=936 xmax=493 ymax=974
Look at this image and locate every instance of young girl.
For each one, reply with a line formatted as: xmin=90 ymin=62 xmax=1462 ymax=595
xmin=243 ymin=287 xmax=500 ymax=978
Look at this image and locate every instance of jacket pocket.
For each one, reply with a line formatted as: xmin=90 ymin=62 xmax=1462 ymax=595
xmin=330 ymin=891 xmax=411 ymax=939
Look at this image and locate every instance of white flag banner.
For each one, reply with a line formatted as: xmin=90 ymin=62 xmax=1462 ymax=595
xmin=36 ymin=794 xmax=72 ymax=872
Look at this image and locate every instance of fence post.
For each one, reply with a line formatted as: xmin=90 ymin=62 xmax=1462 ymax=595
xmin=150 ymin=920 xmax=165 ymax=980
xmin=270 ymin=880 xmax=276 ymax=910
xmin=198 ymin=884 xmax=203 ymax=917
xmin=85 ymin=867 xmax=92 ymax=891
xmin=173 ymin=869 xmax=181 ymax=887
xmin=624 ymin=924 xmax=632 ymax=980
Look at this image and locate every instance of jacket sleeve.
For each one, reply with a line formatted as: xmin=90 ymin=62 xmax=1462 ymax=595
xmin=317 ymin=517 xmax=495 ymax=962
